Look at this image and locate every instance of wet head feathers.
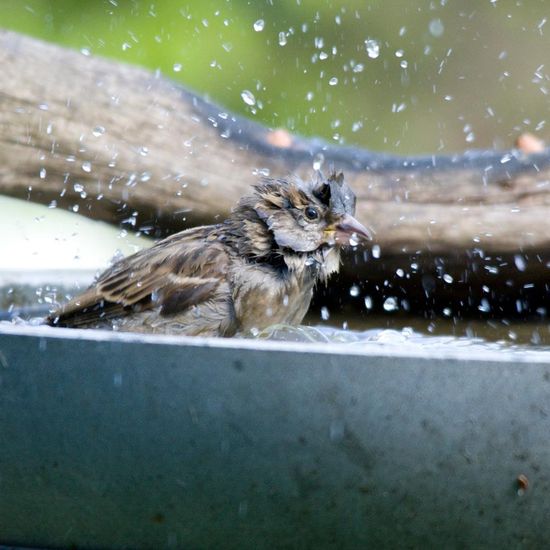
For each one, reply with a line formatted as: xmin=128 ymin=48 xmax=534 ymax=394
xmin=252 ymin=170 xmax=356 ymax=217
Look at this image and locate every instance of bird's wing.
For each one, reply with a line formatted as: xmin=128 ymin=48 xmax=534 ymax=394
xmin=48 ymin=226 xmax=231 ymax=327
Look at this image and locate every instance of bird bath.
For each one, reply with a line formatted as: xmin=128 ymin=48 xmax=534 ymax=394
xmin=1 ymin=321 xmax=550 ymax=548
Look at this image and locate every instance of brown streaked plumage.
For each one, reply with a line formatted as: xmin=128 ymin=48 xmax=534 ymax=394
xmin=47 ymin=171 xmax=371 ymax=336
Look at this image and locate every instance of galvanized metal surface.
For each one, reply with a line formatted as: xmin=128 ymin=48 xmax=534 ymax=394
xmin=1 ymin=324 xmax=550 ymax=549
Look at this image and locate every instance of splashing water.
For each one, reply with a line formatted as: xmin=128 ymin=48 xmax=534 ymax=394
xmin=348 ymin=233 xmax=360 ymax=247
xmin=365 ymin=39 xmax=380 ymax=59
xmin=251 ymin=323 xmax=548 ymax=355
xmin=240 ymin=90 xmax=256 ymax=106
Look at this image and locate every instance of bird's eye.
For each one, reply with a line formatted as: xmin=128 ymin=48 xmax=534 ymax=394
xmin=304 ymin=206 xmax=319 ymax=221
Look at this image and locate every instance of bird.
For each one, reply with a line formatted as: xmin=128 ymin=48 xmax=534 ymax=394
xmin=46 ymin=171 xmax=372 ymax=337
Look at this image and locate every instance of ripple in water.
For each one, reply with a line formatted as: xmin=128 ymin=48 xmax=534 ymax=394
xmin=252 ymin=323 xmax=532 ymax=353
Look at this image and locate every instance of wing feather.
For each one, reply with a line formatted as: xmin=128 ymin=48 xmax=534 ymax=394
xmin=48 ymin=225 xmax=231 ymax=328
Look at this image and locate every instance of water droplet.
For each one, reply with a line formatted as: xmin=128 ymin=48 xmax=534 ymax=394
xmin=365 ymin=39 xmax=380 ymax=59
xmin=329 ymin=77 xmax=338 ymax=86
xmin=514 ymin=254 xmax=527 ymax=272
xmin=92 ymin=125 xmax=105 ymax=137
xmin=478 ymin=298 xmax=491 ymax=313
xmin=252 ymin=167 xmax=271 ymax=177
xmin=241 ymin=90 xmax=256 ymax=106
xmin=39 ymin=168 xmax=46 ymax=179
xmin=321 ymin=306 xmax=330 ymax=320
xmin=173 ymin=63 xmax=182 ymax=72
xmin=383 ymin=297 xmax=399 ymax=312
xmin=348 ymin=233 xmax=359 ymax=246
xmin=372 ymin=245 xmax=381 ymax=259
xmin=278 ymin=32 xmax=287 ymax=46
xmin=253 ymin=19 xmax=265 ymax=32
xmin=429 ymin=19 xmax=445 ymax=37
xmin=80 ymin=47 xmax=91 ymax=56
xmin=312 ymin=153 xmax=324 ymax=171
xmin=139 ymin=146 xmax=149 ymax=157
xmin=443 ymin=273 xmax=454 ymax=283
xmin=82 ymin=161 xmax=92 ymax=173
xmin=364 ymin=296 xmax=373 ymax=310
xmin=500 ymin=154 xmax=512 ymax=164
xmin=349 ymin=285 xmax=360 ymax=297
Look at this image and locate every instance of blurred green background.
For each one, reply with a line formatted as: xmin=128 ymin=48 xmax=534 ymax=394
xmin=3 ymin=0 xmax=550 ymax=154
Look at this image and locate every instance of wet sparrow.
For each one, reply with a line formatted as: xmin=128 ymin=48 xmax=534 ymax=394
xmin=47 ymin=171 xmax=371 ymax=336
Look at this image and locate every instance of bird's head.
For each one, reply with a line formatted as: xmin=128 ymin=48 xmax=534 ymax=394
xmin=250 ymin=171 xmax=372 ymax=254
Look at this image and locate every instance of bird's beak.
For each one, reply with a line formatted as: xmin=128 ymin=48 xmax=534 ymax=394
xmin=333 ymin=214 xmax=374 ymax=243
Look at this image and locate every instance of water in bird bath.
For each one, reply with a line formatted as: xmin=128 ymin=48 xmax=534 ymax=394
xmin=311 ymin=308 xmax=550 ymax=347
xmin=253 ymin=311 xmax=550 ymax=351
xmin=3 ymin=278 xmax=549 ymax=351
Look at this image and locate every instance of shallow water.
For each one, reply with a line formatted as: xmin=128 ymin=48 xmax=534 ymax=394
xmin=2 ymin=315 xmax=541 ymax=355
xmin=2 ymin=278 xmax=549 ymax=350
xmin=305 ymin=310 xmax=550 ymax=347
xmin=256 ymin=321 xmax=548 ymax=354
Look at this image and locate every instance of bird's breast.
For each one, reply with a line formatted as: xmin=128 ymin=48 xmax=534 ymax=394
xmin=231 ymin=262 xmax=315 ymax=333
